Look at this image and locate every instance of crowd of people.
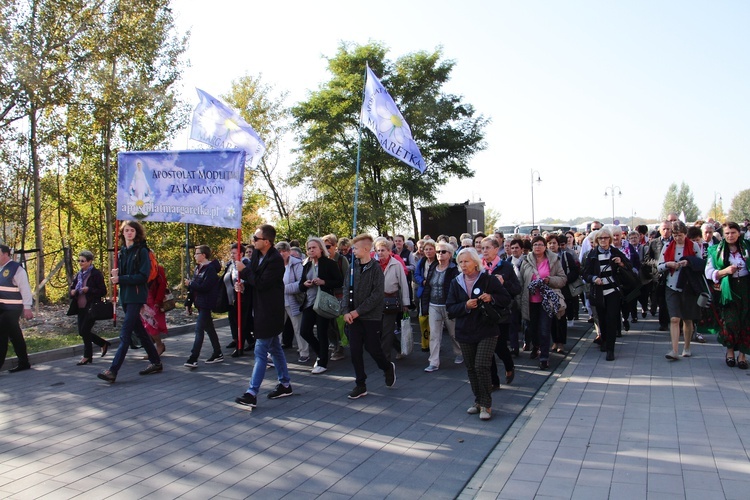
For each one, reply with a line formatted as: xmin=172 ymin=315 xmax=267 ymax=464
xmin=1 ymin=215 xmax=749 ymax=422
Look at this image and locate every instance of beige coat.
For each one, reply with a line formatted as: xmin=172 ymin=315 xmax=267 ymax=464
xmin=520 ymin=250 xmax=567 ymax=321
xmin=382 ymin=256 xmax=410 ymax=307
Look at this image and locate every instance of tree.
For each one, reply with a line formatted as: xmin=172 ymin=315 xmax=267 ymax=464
xmin=484 ymin=207 xmax=501 ymax=234
xmin=292 ymin=42 xmax=487 ymax=237
xmin=706 ymin=198 xmax=726 ymax=221
xmin=660 ymin=182 xmax=699 ymax=221
xmin=729 ymin=189 xmax=750 ymax=222
xmin=221 ymin=74 xmax=296 ymax=239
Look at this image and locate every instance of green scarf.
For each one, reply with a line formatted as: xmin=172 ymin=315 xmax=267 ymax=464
xmin=708 ymin=238 xmax=750 ymax=305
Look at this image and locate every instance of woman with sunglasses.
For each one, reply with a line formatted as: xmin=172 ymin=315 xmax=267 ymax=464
xmin=422 ymin=241 xmax=461 ymax=372
xmin=583 ymin=226 xmax=631 ymax=361
xmin=298 ymin=237 xmax=343 ymax=374
xmin=70 ymin=251 xmax=109 ymax=365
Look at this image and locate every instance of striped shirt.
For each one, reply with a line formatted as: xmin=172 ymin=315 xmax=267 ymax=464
xmin=597 ymin=249 xmax=618 ymax=296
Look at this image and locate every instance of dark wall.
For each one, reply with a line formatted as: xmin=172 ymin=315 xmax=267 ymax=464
xmin=420 ymin=203 xmax=485 ymax=238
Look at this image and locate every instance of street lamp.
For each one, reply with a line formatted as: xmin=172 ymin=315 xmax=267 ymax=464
xmin=631 ymin=209 xmax=636 ymax=230
xmin=530 ymin=169 xmax=542 ymax=228
xmin=604 ymin=185 xmax=622 ymax=224
xmin=714 ymin=192 xmax=723 ymax=221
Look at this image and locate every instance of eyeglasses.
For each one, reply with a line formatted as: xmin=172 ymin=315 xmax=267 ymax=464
xmin=461 ymin=245 xmax=471 ymax=248
xmin=78 ymin=259 xmax=88 ymax=263
xmin=437 ymin=250 xmax=451 ymax=254
xmin=598 ymin=236 xmax=611 ymax=241
xmin=253 ymin=236 xmax=266 ymax=242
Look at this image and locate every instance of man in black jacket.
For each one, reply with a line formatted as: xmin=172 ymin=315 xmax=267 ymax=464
xmin=235 ymin=224 xmax=291 ymax=408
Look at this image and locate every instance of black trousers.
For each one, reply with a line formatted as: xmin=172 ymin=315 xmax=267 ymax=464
xmin=596 ymin=292 xmax=622 ymax=352
xmin=491 ymin=324 xmax=514 ymax=386
xmin=0 ymin=309 xmax=29 ymax=369
xmin=77 ymin=309 xmax=106 ymax=359
xmin=300 ymin=307 xmax=331 ymax=367
xmin=348 ymin=319 xmax=391 ymax=387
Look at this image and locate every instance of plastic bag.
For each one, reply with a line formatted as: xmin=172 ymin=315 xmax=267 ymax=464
xmin=400 ymin=314 xmax=413 ymax=356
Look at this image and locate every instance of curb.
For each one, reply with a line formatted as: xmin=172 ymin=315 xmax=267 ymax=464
xmin=3 ymin=317 xmax=229 ymax=370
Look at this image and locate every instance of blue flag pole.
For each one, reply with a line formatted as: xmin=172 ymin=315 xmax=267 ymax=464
xmin=348 ymin=65 xmax=369 ymax=311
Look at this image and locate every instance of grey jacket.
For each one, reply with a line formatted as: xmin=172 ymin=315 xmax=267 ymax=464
xmin=343 ymin=258 xmax=385 ymax=321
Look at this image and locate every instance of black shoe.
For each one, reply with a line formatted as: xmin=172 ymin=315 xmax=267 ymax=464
xmin=231 ymin=349 xmax=243 ymax=358
xmin=8 ymin=364 xmax=30 ymax=373
xmin=539 ymin=360 xmax=549 ymax=370
xmin=726 ymin=356 xmax=736 ymax=367
xmin=606 ymin=350 xmax=615 ymax=361
xmin=506 ymin=369 xmax=515 ymax=384
xmin=205 ymin=353 xmax=224 ymax=364
xmin=97 ymin=370 xmax=116 ymax=383
xmin=347 ymin=386 xmax=367 ymax=399
xmin=739 ymin=360 xmax=749 ymax=370
xmin=236 ymin=392 xmax=257 ymax=407
xmin=522 ymin=343 xmax=531 ymax=352
xmin=588 ymin=317 xmax=594 ymax=323
xmin=101 ymin=341 xmax=111 ymax=357
xmin=139 ymin=363 xmax=163 ymax=375
xmin=76 ymin=358 xmax=92 ymax=366
xmin=267 ymin=383 xmax=293 ymax=399
xmin=623 ymin=319 xmax=630 ymax=332
xmin=530 ymin=349 xmax=539 ymax=360
xmin=511 ymin=347 xmax=519 ymax=357
xmin=226 ymin=341 xmax=237 ymax=349
xmin=632 ymin=318 xmax=638 ymax=323
xmin=641 ymin=310 xmax=647 ymax=319
xmin=385 ymin=362 xmax=396 ymax=388
xmin=184 ymin=358 xmax=198 ymax=368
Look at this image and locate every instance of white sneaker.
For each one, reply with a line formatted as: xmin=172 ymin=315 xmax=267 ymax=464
xmin=454 ymin=355 xmax=464 ymax=364
xmin=479 ymin=407 xmax=492 ymax=421
xmin=682 ymin=348 xmax=692 ymax=358
xmin=665 ymin=350 xmax=679 ymax=360
xmin=424 ymin=365 xmax=439 ymax=373
xmin=311 ymin=365 xmax=328 ymax=374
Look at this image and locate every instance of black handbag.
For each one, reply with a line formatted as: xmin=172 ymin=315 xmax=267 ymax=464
xmin=383 ymin=295 xmax=402 ymax=313
xmin=89 ymin=300 xmax=114 ymax=321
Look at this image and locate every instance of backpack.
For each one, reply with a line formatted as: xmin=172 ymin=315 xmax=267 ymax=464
xmin=147 ymin=250 xmax=159 ymax=283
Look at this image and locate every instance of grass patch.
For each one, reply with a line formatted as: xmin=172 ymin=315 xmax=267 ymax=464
xmin=9 ymin=333 xmax=85 ymax=357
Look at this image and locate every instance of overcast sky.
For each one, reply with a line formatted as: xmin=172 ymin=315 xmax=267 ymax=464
xmin=172 ymin=0 xmax=749 ymax=225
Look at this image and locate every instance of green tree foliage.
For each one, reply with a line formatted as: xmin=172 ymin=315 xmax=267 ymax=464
xmin=661 ymin=182 xmax=699 ymax=221
xmin=484 ymin=208 xmax=501 ymax=234
xmin=728 ymin=189 xmax=750 ymax=222
xmin=706 ymin=198 xmax=726 ymax=221
xmin=0 ymin=0 xmax=189 ymax=301
xmin=292 ymin=42 xmax=487 ymax=238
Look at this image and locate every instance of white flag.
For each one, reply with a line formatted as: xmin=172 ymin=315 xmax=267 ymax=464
xmin=190 ymin=88 xmax=266 ymax=170
xmin=360 ymin=65 xmax=426 ymax=173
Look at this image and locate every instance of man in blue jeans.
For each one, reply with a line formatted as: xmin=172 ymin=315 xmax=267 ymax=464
xmin=235 ymin=224 xmax=291 ymax=408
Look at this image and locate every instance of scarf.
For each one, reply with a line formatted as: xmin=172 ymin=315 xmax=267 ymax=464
xmin=663 ymin=239 xmax=696 ymax=275
xmin=528 ymin=278 xmax=561 ymax=318
xmin=379 ymin=255 xmax=390 ymax=273
xmin=76 ymin=267 xmax=92 ymax=293
xmin=483 ymin=256 xmax=501 ymax=273
xmin=708 ymin=238 xmax=750 ymax=305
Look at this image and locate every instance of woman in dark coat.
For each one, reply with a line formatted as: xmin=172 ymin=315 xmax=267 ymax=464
xmin=447 ymin=248 xmax=511 ymax=421
xmin=70 ymin=250 xmax=109 ymax=365
xmin=98 ymin=221 xmax=161 ymax=383
xmin=298 ymin=236 xmax=343 ymax=374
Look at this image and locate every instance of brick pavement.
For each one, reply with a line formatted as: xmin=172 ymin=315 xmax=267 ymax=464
xmin=0 ymin=318 xmax=591 ymax=499
xmin=461 ymin=316 xmax=750 ymax=500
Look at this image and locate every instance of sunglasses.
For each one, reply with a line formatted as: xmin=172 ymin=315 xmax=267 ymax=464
xmin=437 ymin=250 xmax=451 ymax=254
xmin=325 ymin=244 xmax=332 ymax=249
xmin=78 ymin=259 xmax=88 ymax=263
xmin=253 ymin=235 xmax=267 ymax=242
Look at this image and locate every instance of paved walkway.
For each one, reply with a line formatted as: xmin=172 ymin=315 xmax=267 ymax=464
xmin=0 ymin=317 xmax=589 ymax=499
xmin=461 ymin=317 xmax=750 ymax=499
